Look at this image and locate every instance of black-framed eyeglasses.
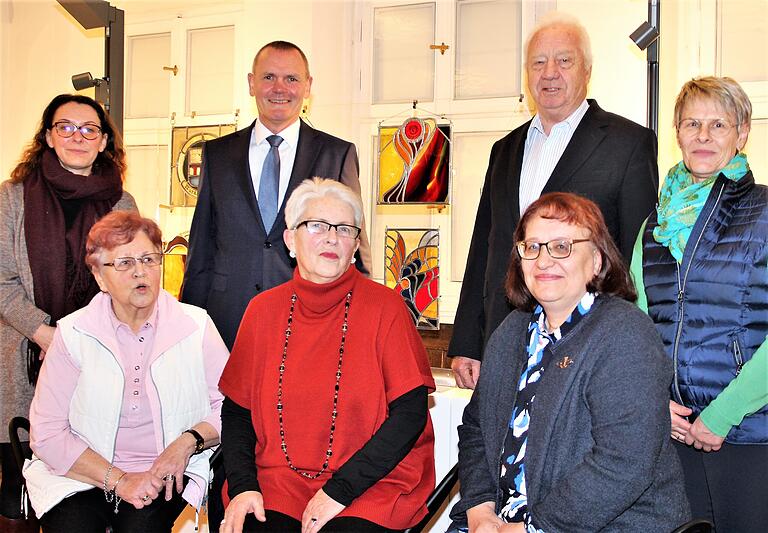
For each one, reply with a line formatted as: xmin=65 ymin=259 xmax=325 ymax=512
xmin=516 ymin=239 xmax=591 ymax=260
xmin=52 ymin=121 xmax=103 ymax=141
xmin=295 ymin=220 xmax=361 ymax=239
xmin=103 ymin=253 xmax=163 ymax=271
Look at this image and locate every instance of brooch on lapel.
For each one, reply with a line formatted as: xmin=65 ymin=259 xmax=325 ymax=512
xmin=557 ymin=356 xmax=574 ymax=369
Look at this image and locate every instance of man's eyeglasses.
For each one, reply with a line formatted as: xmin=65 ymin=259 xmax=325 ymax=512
xmin=516 ymin=239 xmax=591 ymax=260
xmin=103 ymin=253 xmax=163 ymax=271
xmin=52 ymin=121 xmax=103 ymax=141
xmin=296 ymin=220 xmax=361 ymax=239
xmin=677 ymin=118 xmax=737 ymax=139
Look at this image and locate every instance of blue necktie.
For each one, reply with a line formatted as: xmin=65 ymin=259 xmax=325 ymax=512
xmin=258 ymin=135 xmax=283 ymax=232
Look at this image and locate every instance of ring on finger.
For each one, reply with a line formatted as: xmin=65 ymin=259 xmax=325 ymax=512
xmin=163 ymin=473 xmax=175 ymax=482
xmin=141 ymin=495 xmax=151 ymax=502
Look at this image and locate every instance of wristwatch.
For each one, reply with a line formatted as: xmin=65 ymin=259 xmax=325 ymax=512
xmin=183 ymin=429 xmax=205 ymax=455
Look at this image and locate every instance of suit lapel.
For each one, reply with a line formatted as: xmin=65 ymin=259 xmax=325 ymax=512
xmin=542 ymin=101 xmax=608 ymax=194
xmin=230 ymin=121 xmax=262 ymax=223
xmin=507 ymin=125 xmax=529 ymax=224
xmin=272 ymin=120 xmax=323 ymax=236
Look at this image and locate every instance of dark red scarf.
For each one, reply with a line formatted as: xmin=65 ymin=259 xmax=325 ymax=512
xmin=23 ymin=149 xmax=123 ymax=382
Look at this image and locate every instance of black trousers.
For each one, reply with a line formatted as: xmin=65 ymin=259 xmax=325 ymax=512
xmin=0 ymin=443 xmax=27 ymax=518
xmin=39 ymin=484 xmax=188 ymax=533
xmin=674 ymin=440 xmax=768 ymax=533
xmin=241 ymin=510 xmax=402 ymax=532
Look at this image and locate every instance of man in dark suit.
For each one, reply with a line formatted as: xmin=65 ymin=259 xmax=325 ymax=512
xmin=181 ymin=40 xmax=371 ymax=349
xmin=449 ymin=13 xmax=658 ymax=388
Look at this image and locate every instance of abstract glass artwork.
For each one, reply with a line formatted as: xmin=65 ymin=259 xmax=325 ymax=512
xmin=377 ymin=118 xmax=451 ymax=204
xmin=162 ymin=234 xmax=189 ymax=300
xmin=384 ymin=228 xmax=439 ymax=330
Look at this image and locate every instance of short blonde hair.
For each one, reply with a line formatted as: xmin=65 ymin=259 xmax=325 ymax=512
xmin=524 ymin=11 xmax=593 ymax=70
xmin=674 ymin=76 xmax=752 ymax=130
xmin=284 ymin=178 xmax=363 ymax=230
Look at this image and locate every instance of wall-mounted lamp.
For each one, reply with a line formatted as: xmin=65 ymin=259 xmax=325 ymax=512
xmin=71 ymin=72 xmax=109 ymax=108
xmin=629 ymin=21 xmax=660 ymax=51
xmin=629 ymin=1 xmax=661 ymax=136
xmin=72 ymin=72 xmax=101 ymax=90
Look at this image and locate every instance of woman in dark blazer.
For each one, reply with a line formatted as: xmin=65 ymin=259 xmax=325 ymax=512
xmin=449 ymin=193 xmax=689 ymax=532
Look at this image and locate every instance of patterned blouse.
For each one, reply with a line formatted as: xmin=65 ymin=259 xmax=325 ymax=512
xmin=498 ymin=292 xmax=598 ymax=532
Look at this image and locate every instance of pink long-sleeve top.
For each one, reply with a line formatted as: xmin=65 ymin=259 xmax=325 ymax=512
xmin=29 ymin=290 xmax=228 ymax=506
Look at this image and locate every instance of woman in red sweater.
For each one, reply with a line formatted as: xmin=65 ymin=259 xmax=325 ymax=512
xmin=219 ymin=178 xmax=435 ymax=533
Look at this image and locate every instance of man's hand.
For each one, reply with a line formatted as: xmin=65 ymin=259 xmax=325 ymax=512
xmin=451 ymin=356 xmax=481 ymax=389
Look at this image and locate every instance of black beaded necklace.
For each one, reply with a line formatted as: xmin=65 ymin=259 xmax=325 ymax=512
xmin=277 ymin=290 xmax=352 ymax=479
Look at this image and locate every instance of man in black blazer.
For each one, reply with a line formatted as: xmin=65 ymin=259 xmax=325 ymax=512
xmin=449 ymin=14 xmax=658 ymax=388
xmin=181 ymin=41 xmax=371 ymax=350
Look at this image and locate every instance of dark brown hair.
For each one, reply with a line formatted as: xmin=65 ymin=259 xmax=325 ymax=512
xmin=505 ymin=192 xmax=636 ymax=311
xmin=10 ymin=93 xmax=126 ymax=183
xmin=85 ymin=211 xmax=162 ymax=269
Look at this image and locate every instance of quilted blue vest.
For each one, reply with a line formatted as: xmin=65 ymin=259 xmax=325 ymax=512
xmin=642 ymin=171 xmax=768 ymax=444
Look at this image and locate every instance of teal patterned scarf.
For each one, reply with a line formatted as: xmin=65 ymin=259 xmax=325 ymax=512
xmin=653 ymin=152 xmax=749 ymax=262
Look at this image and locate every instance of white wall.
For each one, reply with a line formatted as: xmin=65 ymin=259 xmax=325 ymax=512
xmin=0 ymin=0 xmax=103 ymax=182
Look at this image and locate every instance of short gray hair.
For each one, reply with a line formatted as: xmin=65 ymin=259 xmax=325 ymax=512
xmin=524 ymin=11 xmax=593 ymax=71
xmin=284 ymin=178 xmax=363 ymax=230
xmin=674 ymin=76 xmax=752 ymax=130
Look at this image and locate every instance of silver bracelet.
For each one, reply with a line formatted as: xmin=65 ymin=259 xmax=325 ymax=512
xmin=111 ymin=473 xmax=126 ymax=514
xmin=103 ymin=464 xmax=115 ymax=501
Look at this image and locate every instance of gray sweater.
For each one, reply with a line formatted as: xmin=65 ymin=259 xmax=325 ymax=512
xmin=449 ymin=295 xmax=690 ymax=531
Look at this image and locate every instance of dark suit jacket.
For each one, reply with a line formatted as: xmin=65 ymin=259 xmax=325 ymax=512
xmin=181 ymin=119 xmax=371 ymax=348
xmin=448 ymin=100 xmax=658 ymax=360
xmin=449 ymin=297 xmax=689 ymax=531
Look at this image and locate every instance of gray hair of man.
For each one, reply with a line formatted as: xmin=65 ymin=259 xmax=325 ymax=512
xmin=673 ymin=76 xmax=753 ymax=131
xmin=284 ymin=177 xmax=364 ymax=230
xmin=524 ymin=11 xmax=593 ymax=71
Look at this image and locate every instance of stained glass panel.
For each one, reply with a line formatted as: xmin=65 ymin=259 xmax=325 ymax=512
xmin=384 ymin=228 xmax=439 ymax=330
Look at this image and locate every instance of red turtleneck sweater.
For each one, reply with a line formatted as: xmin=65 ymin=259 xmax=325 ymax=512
xmin=219 ymin=266 xmax=435 ymax=529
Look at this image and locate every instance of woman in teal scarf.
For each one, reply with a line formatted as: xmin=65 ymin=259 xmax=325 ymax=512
xmin=630 ymin=77 xmax=767 ymax=532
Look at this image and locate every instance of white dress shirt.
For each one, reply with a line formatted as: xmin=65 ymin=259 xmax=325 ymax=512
xmin=518 ymin=100 xmax=590 ymax=215
xmin=249 ymin=118 xmax=301 ymax=207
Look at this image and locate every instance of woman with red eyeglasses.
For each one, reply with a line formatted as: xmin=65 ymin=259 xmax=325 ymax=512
xmin=0 ymin=93 xmax=135 ymax=531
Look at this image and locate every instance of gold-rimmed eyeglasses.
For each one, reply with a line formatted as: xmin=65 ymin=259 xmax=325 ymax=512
xmin=103 ymin=253 xmax=163 ymax=271
xmin=516 ymin=239 xmax=591 ymax=260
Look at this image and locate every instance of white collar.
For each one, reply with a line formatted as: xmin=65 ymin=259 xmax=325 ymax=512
xmin=253 ymin=118 xmax=301 ymax=148
xmin=530 ymin=99 xmax=589 ymax=135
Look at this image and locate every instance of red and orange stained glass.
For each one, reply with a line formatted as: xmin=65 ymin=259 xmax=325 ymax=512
xmin=384 ymin=228 xmax=439 ymax=329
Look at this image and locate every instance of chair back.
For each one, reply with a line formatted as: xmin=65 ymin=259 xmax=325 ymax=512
xmin=671 ymin=518 xmax=714 ymax=533
xmin=404 ymin=463 xmax=459 ymax=533
xmin=8 ymin=417 xmax=31 ymax=473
